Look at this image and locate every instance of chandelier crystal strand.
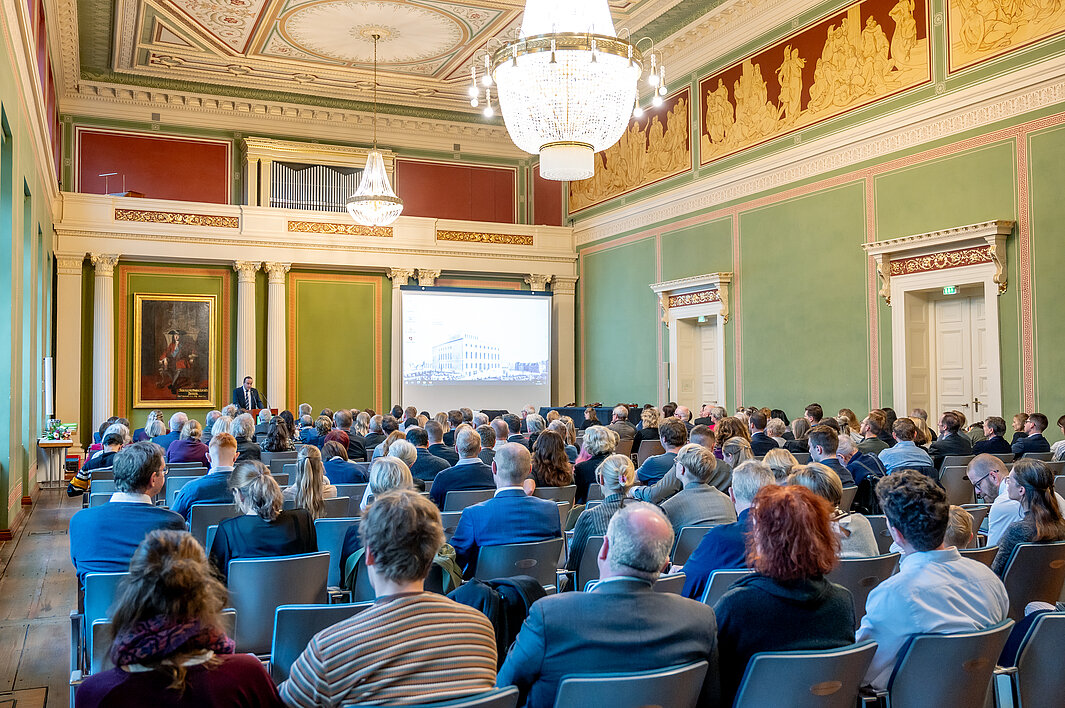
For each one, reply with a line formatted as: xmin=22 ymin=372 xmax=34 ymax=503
xmin=347 ymin=33 xmax=404 ymax=227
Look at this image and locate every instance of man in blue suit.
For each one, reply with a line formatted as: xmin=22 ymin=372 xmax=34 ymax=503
xmin=426 ymin=420 xmax=459 ymax=466
xmin=171 ymin=433 xmax=239 ymax=519
xmin=497 ymin=502 xmax=720 ymax=707
xmin=972 ymin=416 xmax=1013 ymax=456
xmin=635 ymin=418 xmax=688 ymax=485
xmin=429 ymin=428 xmax=495 ymax=509
xmin=748 ymin=410 xmax=780 ymax=456
xmin=450 ymin=443 xmax=562 ymax=577
xmin=150 ymin=412 xmax=186 ymax=452
xmin=406 ymin=427 xmax=451 ymax=483
xmin=809 ymin=425 xmax=855 ymax=486
xmin=1012 ymin=412 xmax=1052 ymax=457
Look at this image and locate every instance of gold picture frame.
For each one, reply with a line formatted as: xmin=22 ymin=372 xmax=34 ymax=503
xmin=133 ymin=294 xmax=218 ymax=407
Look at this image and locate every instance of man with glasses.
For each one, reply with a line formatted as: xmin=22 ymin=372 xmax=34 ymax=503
xmin=967 ymin=453 xmax=1065 ymax=546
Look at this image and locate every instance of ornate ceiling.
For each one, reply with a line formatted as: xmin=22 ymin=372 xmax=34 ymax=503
xmin=75 ymin=0 xmax=704 ymax=117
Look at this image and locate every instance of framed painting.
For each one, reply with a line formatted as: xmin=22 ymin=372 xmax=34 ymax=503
xmin=133 ymin=294 xmax=217 ymax=407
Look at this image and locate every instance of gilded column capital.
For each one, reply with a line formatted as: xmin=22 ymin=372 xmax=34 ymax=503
xmin=417 ymin=269 xmax=441 ymax=287
xmin=524 ymin=274 xmax=553 ymax=291
xmin=387 ymin=268 xmax=415 ymax=287
xmin=550 ymin=276 xmax=577 ymax=295
xmin=89 ymin=253 xmax=120 ymax=276
xmin=233 ymin=261 xmax=262 ymax=282
xmin=56 ymin=252 xmax=86 ymax=275
xmin=263 ymin=262 xmax=291 ymax=284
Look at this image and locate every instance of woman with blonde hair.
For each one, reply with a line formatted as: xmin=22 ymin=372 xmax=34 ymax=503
xmin=166 ymin=419 xmax=210 ymax=465
xmin=372 ymin=429 xmax=405 ymax=461
xmin=76 ymin=529 xmax=282 ymax=707
xmin=722 ymin=436 xmax=754 ymax=471
xmin=359 ymin=456 xmax=415 ymax=513
xmin=284 ymin=445 xmax=336 ymax=520
xmin=910 ymin=416 xmax=933 ymax=447
xmin=573 ymin=425 xmax=617 ymax=504
xmin=632 ymin=407 xmax=662 ymax=454
xmin=565 ymin=454 xmax=637 ymax=580
xmin=785 ymin=417 xmax=812 ymax=454
xmin=763 ymin=448 xmax=799 ymax=483
xmin=210 ymin=415 xmax=232 ymax=439
xmin=787 ymin=463 xmax=878 ymax=557
xmin=354 ymin=412 xmax=371 ymax=437
xmin=838 ymin=409 xmax=863 ymax=443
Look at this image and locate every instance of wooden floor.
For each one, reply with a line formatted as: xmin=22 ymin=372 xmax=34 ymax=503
xmin=0 ymin=489 xmax=81 ymax=708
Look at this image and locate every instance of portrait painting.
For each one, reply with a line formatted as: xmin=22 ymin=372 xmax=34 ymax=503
xmin=133 ymin=294 xmax=217 ymax=407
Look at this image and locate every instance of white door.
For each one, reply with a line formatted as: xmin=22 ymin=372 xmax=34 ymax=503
xmin=698 ymin=319 xmax=719 ymax=408
xmin=932 ymin=294 xmax=999 ymax=419
xmin=675 ymin=319 xmax=699 ymax=412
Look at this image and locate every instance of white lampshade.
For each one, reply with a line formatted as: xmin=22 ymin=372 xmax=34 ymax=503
xmin=346 ymin=150 xmax=403 ymax=227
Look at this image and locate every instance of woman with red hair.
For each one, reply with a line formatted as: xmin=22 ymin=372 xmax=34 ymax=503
xmin=713 ymin=484 xmax=856 ymax=705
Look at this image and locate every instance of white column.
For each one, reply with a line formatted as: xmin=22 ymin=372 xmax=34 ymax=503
xmin=264 ymin=262 xmax=290 ymax=411
xmin=233 ymin=261 xmax=261 ymax=388
xmin=55 ymin=253 xmax=86 ymax=451
xmin=387 ymin=268 xmax=414 ymax=407
xmin=90 ymin=253 xmax=120 ymax=429
xmin=551 ymin=276 xmax=578 ymax=406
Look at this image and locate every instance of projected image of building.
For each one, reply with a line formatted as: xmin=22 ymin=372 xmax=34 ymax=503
xmin=431 ymin=335 xmax=501 ymax=374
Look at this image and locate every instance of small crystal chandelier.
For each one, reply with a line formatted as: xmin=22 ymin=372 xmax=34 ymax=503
xmin=470 ymin=0 xmax=665 ymax=181
xmin=347 ymin=34 xmax=403 ymax=227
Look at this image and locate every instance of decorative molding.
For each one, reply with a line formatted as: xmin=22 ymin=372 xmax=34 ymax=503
xmin=417 ymin=269 xmax=441 ymax=287
xmin=524 ymin=274 xmax=553 ymax=291
xmin=56 ymin=253 xmax=86 ymax=275
xmin=263 ymin=262 xmax=291 ymax=284
xmin=387 ymin=268 xmax=416 ymax=286
xmin=115 ymin=208 xmax=239 ymax=228
xmin=650 ymin=272 xmax=733 ymax=324
xmin=551 ymin=276 xmax=578 ymax=295
xmin=889 ymin=246 xmax=993 ymax=276
xmin=437 ymin=230 xmax=534 ymax=246
xmin=233 ymin=261 xmax=262 ymax=282
xmin=89 ymin=253 xmax=120 ymax=276
xmin=668 ymin=288 xmax=721 ymax=309
xmin=287 ymin=220 xmax=393 ymax=237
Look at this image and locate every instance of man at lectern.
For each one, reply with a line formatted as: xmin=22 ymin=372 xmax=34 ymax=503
xmin=233 ymin=375 xmax=264 ymax=410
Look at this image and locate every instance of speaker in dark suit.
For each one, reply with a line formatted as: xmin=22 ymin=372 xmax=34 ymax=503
xmin=233 ymin=377 xmax=264 ymax=409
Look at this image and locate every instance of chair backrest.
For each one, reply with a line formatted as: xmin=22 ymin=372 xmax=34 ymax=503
xmin=88 ymin=492 xmax=112 ymax=507
xmin=441 ymin=510 xmax=463 ymax=542
xmin=1012 ymin=611 xmax=1065 ymax=708
xmin=553 ymin=661 xmax=708 ymax=708
xmin=89 ymin=479 xmax=117 ymax=494
xmin=577 ymin=536 xmax=605 ymax=591
xmin=270 ymin=602 xmax=370 ymax=682
xmin=909 ymin=464 xmax=940 ymax=483
xmin=283 ymin=463 xmax=297 ymax=478
xmin=335 ymin=483 xmax=369 ymax=511
xmin=314 ymin=517 xmax=360 ymax=587
xmin=700 ymin=569 xmax=754 ymax=607
xmin=839 ymin=485 xmax=857 ymax=512
xmin=346 ymin=687 xmax=520 ymax=708
xmin=1055 ymin=475 xmax=1065 ymax=500
xmin=1022 ymin=452 xmax=1052 ymax=461
xmin=443 ymin=488 xmax=494 ymax=512
xmin=614 ymin=439 xmax=633 ymax=458
xmin=273 ymin=473 xmax=289 ymax=487
xmin=227 ymin=552 xmax=330 ymax=654
xmin=90 ymin=467 xmax=114 ymax=480
xmin=991 ymin=452 xmax=1015 ymax=463
xmin=864 ymin=515 xmax=894 ymax=555
xmin=733 ymin=641 xmax=878 ymax=708
xmin=958 ymin=545 xmax=998 ymax=568
xmin=1044 ymin=460 xmax=1064 ymax=474
xmin=1001 ymin=541 xmax=1065 ymax=621
xmin=672 ymin=526 xmax=713 ymax=566
xmin=826 ymin=553 xmax=900 ymax=627
xmin=636 ymin=440 xmax=666 ymax=465
xmin=165 ymin=475 xmax=201 ymax=509
xmin=83 ymin=572 xmax=129 ymax=627
xmin=940 ymin=455 xmax=975 ymax=470
xmin=585 ymin=483 xmax=604 ymax=502
xmin=475 ymin=538 xmax=564 ymax=587
xmin=349 ymin=551 xmax=376 ymax=601
xmin=206 ymin=525 xmax=218 ymax=554
xmin=959 ymin=504 xmax=990 ymax=534
xmin=167 ymin=461 xmax=204 ymax=469
xmin=940 ymin=466 xmax=975 ymax=506
xmin=188 ymin=502 xmax=241 ymax=548
xmin=532 ymin=485 xmax=577 ymax=505
xmin=653 ymin=573 xmax=686 ymax=594
xmin=89 ymin=609 xmax=236 ymax=676
xmin=322 ymin=496 xmax=352 ymax=519
xmin=793 ymin=453 xmax=811 ymax=464
xmin=268 ymin=452 xmax=298 ymax=477
xmin=886 ymin=620 xmax=1014 ymax=707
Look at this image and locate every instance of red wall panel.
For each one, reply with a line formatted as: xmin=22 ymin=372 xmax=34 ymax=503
xmin=77 ymin=129 xmax=231 ymax=204
xmin=395 ymin=159 xmax=515 ymax=223
xmin=532 ymin=164 xmax=564 ymax=226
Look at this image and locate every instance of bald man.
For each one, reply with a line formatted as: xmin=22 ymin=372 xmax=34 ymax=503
xmin=449 ymin=443 xmax=562 ymax=577
xmin=968 ymin=453 xmax=1065 ymax=546
xmin=497 ymin=503 xmax=720 ymax=708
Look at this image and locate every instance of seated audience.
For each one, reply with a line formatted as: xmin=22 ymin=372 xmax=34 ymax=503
xmin=565 ymin=454 xmax=636 ymax=579
xmin=721 ymin=436 xmax=754 ymax=474
xmin=429 ymin=428 xmax=495 ymax=509
xmin=322 ymin=440 xmax=367 ymax=484
xmin=966 ymin=454 xmax=1057 ymax=547
xmin=341 ymin=457 xmax=417 ymax=573
xmin=171 ymin=433 xmax=239 ymax=519
xmin=835 ymin=434 xmax=885 ymax=486
xmin=909 ymin=416 xmax=933 ymax=447
xmin=675 ymin=405 xmax=695 ymax=431
xmin=144 ymin=419 xmax=167 ymax=442
xmin=1051 ymin=415 xmax=1065 ymax=462
xmin=259 ymin=418 xmax=295 ymax=452
xmin=1011 ymin=413 xmax=1029 ymax=445
xmin=631 ymin=407 xmax=661 ymax=455
xmin=229 ymin=413 xmax=262 ymax=463
xmin=373 ymin=429 xmax=405 ymax=461
xmin=714 ymin=484 xmax=856 ymax=706
xmin=69 ymin=441 xmax=185 ymax=587
xmin=254 ymin=408 xmax=272 ymax=438
xmin=450 ymin=443 xmax=563 ymax=577
xmin=748 ymin=411 xmax=779 ymax=456
xmin=68 ymin=424 xmax=129 ymax=496
xmin=283 ymin=445 xmax=337 ymax=520
xmin=877 ymin=418 xmax=933 ymax=473
xmin=856 ymin=470 xmax=1009 ymax=691
xmin=690 ymin=426 xmax=732 ymax=491
xmin=580 ymin=406 xmax=601 ymax=430
xmin=857 ymin=412 xmax=890 ymax=455
xmin=526 ymin=414 xmax=546 ymax=448
xmin=787 ymin=463 xmax=878 ymax=557
xmin=151 ymin=413 xmax=187 ymax=451
xmin=363 ymin=415 xmax=386 ymax=450
xmin=838 ymin=409 xmax=864 ymax=443
xmin=302 ymin=415 xmax=333 ymax=450
xmin=208 ymin=461 xmax=316 ymax=581
xmin=426 ymin=420 xmax=458 ymax=466
xmin=631 ymin=426 xmax=730 ymax=503
xmin=354 ymin=412 xmax=371 ymax=438
xmin=765 ymin=418 xmax=788 ymax=447
xmin=531 ymin=430 xmax=574 ymax=488
xmin=606 ymin=405 xmax=636 ymax=443
xmin=929 ymin=411 xmax=973 ymax=467
xmin=502 ymin=414 xmax=531 ymax=450
xmin=209 ymin=415 xmax=232 ymax=442
xmin=497 ymin=502 xmax=720 ymax=708
xmin=573 ymin=425 xmax=616 ymax=504
xmin=332 ymin=410 xmax=366 ymax=461
xmin=490 ymin=418 xmax=510 ymax=452
xmin=75 ymin=529 xmax=281 ymax=708
xmin=1012 ymin=412 xmax=1052 ymax=457
xmin=972 ymin=416 xmax=1013 ymax=455
xmin=165 ymin=419 xmax=210 ymax=466
xmin=405 ymin=427 xmax=451 ymax=482
xmin=635 ymin=419 xmax=687 ymax=485
xmin=784 ymin=417 xmax=811 ymax=454
xmin=132 ymin=410 xmax=161 ymax=443
xmin=807 ymin=426 xmax=855 ymax=486
xmin=282 ymin=490 xmax=496 ymax=707
xmin=476 ymin=424 xmax=497 ymax=465
xmin=547 ymin=419 xmax=578 ymax=464
xmin=681 ymin=461 xmax=775 ymax=599
xmin=660 ymin=444 xmax=737 ymax=535
xmin=945 ymin=505 xmax=974 ymax=549
xmin=763 ymin=447 xmax=798 ymax=483
xmin=991 ymin=459 xmax=1065 ymax=576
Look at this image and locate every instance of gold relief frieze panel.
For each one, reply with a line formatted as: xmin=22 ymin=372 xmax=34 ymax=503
xmin=287 ymin=220 xmax=393 ymax=237
xmin=948 ymin=0 xmax=1065 ymax=72
xmin=699 ymin=0 xmax=931 ymax=166
xmin=889 ymin=245 xmax=993 ymax=275
xmin=667 ymin=289 xmax=722 ymax=309
xmin=436 ymin=231 xmax=534 ymax=246
xmin=568 ymin=87 xmax=692 ymax=213
xmin=115 ymin=208 xmax=239 ymax=228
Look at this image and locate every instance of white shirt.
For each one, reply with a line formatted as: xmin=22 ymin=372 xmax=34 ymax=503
xmin=987 ymin=480 xmax=1065 ymax=546
xmin=494 ymin=485 xmax=524 ymax=496
xmin=109 ymin=491 xmax=153 ymax=504
xmin=856 ymin=547 xmax=1008 ymax=690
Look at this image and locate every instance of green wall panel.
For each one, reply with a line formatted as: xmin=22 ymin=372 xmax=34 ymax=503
xmin=581 ymin=239 xmax=658 ymax=404
xmin=738 ymin=182 xmax=870 ymax=417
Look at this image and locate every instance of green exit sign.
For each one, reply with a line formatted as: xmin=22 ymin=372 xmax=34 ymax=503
xmin=942 ymin=286 xmax=958 ymax=295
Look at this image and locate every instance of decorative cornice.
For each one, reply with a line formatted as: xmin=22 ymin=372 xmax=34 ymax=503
xmin=650 ymin=272 xmax=733 ymax=323
xmin=861 ymin=220 xmax=1016 ymax=255
xmin=233 ymin=261 xmax=262 ymax=282
xmin=417 ymin=269 xmax=441 ymax=287
xmin=524 ymin=274 xmax=553 ymax=291
xmin=668 ymin=288 xmax=721 ymax=309
xmin=387 ymin=268 xmax=415 ymax=286
xmin=287 ymin=220 xmax=393 ymax=237
xmin=89 ymin=253 xmax=120 ymax=276
xmin=264 ymin=262 xmax=291 ymax=284
xmin=115 ymin=208 xmax=239 ymax=229
xmin=437 ymin=230 xmax=534 ymax=246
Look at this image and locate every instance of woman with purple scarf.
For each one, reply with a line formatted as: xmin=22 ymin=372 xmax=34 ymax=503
xmin=75 ymin=529 xmax=281 ymax=707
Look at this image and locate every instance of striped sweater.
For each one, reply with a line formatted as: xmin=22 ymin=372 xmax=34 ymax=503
xmin=279 ymin=592 xmax=497 ymax=707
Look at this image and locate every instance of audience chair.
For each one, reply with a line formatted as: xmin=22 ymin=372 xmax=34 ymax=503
xmin=441 ymin=510 xmax=462 ymax=542
xmin=635 ymin=440 xmax=666 ymax=466
xmin=960 ymin=504 xmax=991 ymax=534
xmin=206 ymin=525 xmax=219 ymax=555
xmin=88 ymin=492 xmax=111 ymax=508
xmin=443 ymin=488 xmax=495 ymax=512
xmin=653 ymin=573 xmax=686 ymax=595
xmin=167 ymin=461 xmax=204 ymax=469
xmin=993 ymin=611 xmax=1065 ymax=708
xmin=188 ymin=502 xmax=241 ymax=548
xmin=347 ymin=687 xmax=519 ymax=708
xmin=941 ymin=466 xmax=976 ymax=506
xmin=1021 ymin=452 xmax=1052 ymax=461
xmin=1055 ymin=475 xmax=1065 ymax=500
xmin=88 ymin=467 xmax=113 ymax=481
xmin=322 ymin=496 xmax=352 ymax=519
xmin=164 ymin=475 xmax=201 ymax=509
xmin=1043 ymin=460 xmax=1064 ymax=475
xmin=556 ymin=501 xmax=573 ymax=533
xmin=672 ymin=526 xmax=714 ymax=566
xmin=335 ymin=483 xmax=369 ymax=507
xmin=227 ymin=552 xmax=330 ymax=654
xmin=865 ymin=516 xmax=894 ymax=555
xmin=532 ymin=485 xmax=577 ymax=505
xmin=940 ymin=455 xmax=975 ymax=471
xmin=1000 ymin=541 xmax=1065 ymax=621
xmin=87 ymin=609 xmax=235 ymax=676
xmin=733 ymin=641 xmax=877 ymax=708
xmin=569 ymin=535 xmax=604 ymax=591
xmin=909 ymin=464 xmax=940 ymax=483
xmin=283 ymin=463 xmax=297 ymax=478
xmin=270 ymin=603 xmax=370 ymax=683
xmin=864 ymin=620 xmax=1013 ymax=708
xmin=474 ymin=538 xmax=565 ymax=590
xmin=314 ymin=517 xmax=360 ymax=588
xmin=991 ymin=453 xmax=1015 ymax=464
xmin=793 ymin=452 xmax=811 ymax=464
xmin=563 ymin=504 xmax=584 ymax=532
xmin=826 ymin=553 xmax=900 ymax=628
xmin=958 ymin=545 xmax=998 ymax=569
xmin=839 ymin=485 xmax=858 ymax=512
xmin=553 ymin=660 xmax=708 ymax=708
xmin=272 ymin=472 xmax=289 ymax=486
xmin=585 ymin=483 xmax=604 ymax=502
xmin=348 ymin=552 xmax=376 ymax=602
xmin=700 ymin=569 xmax=754 ymax=607
xmin=88 ymin=479 xmax=116 ymax=495
xmin=264 ymin=451 xmax=298 ymax=477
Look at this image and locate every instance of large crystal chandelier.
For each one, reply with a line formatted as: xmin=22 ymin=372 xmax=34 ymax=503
xmin=347 ymin=34 xmax=403 ymax=227
xmin=473 ymin=0 xmax=665 ymax=181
